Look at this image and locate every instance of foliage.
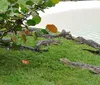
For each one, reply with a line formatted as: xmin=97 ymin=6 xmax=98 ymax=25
xmin=0 ymin=0 xmax=59 ymax=48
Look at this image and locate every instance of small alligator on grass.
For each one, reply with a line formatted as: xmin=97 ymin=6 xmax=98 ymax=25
xmin=74 ymin=36 xmax=100 ymax=48
xmin=83 ymin=49 xmax=100 ymax=55
xmin=60 ymin=58 xmax=100 ymax=74
xmin=42 ymin=29 xmax=100 ymax=49
xmin=36 ymin=39 xmax=60 ymax=46
xmin=0 ymin=38 xmax=60 ymax=52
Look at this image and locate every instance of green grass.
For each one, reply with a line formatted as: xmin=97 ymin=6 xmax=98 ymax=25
xmin=0 ymin=37 xmax=100 ymax=85
xmin=0 ymin=0 xmax=100 ymax=85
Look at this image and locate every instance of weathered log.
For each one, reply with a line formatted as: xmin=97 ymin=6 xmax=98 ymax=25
xmin=60 ymin=58 xmax=100 ymax=74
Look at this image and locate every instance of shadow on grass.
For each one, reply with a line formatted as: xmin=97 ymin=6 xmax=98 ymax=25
xmin=0 ymin=51 xmax=23 ymax=75
xmin=0 ymin=48 xmax=43 ymax=76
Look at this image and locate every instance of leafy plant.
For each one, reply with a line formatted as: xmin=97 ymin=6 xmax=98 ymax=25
xmin=0 ymin=0 xmax=59 ymax=49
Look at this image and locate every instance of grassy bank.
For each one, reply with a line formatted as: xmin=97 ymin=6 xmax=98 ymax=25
xmin=0 ymin=1 xmax=100 ymax=85
xmin=0 ymin=37 xmax=100 ymax=85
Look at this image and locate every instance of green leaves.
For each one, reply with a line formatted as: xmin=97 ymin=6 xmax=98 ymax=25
xmin=20 ymin=4 xmax=28 ymax=13
xmin=45 ymin=0 xmax=55 ymax=7
xmin=7 ymin=0 xmax=18 ymax=4
xmin=27 ymin=15 xmax=41 ymax=26
xmin=26 ymin=0 xmax=34 ymax=6
xmin=0 ymin=0 xmax=60 ymax=49
xmin=27 ymin=19 xmax=36 ymax=26
xmin=11 ymin=35 xmax=18 ymax=43
xmin=0 ymin=13 xmax=8 ymax=19
xmin=15 ymin=25 xmax=22 ymax=31
xmin=44 ymin=0 xmax=59 ymax=7
xmin=51 ymin=0 xmax=60 ymax=4
xmin=11 ymin=33 xmax=27 ymax=44
xmin=41 ymin=29 xmax=49 ymax=34
xmin=12 ymin=3 xmax=19 ymax=8
xmin=21 ymin=33 xmax=27 ymax=43
xmin=32 ymin=15 xmax=41 ymax=24
xmin=32 ymin=32 xmax=37 ymax=40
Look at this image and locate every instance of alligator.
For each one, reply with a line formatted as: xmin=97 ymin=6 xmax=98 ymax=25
xmin=60 ymin=58 xmax=100 ymax=74
xmin=74 ymin=36 xmax=100 ymax=48
xmin=83 ymin=49 xmax=100 ymax=55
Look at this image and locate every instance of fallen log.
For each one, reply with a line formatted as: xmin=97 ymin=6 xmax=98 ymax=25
xmin=60 ymin=58 xmax=100 ymax=74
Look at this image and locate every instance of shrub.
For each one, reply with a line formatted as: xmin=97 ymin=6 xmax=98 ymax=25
xmin=0 ymin=0 xmax=59 ymax=48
